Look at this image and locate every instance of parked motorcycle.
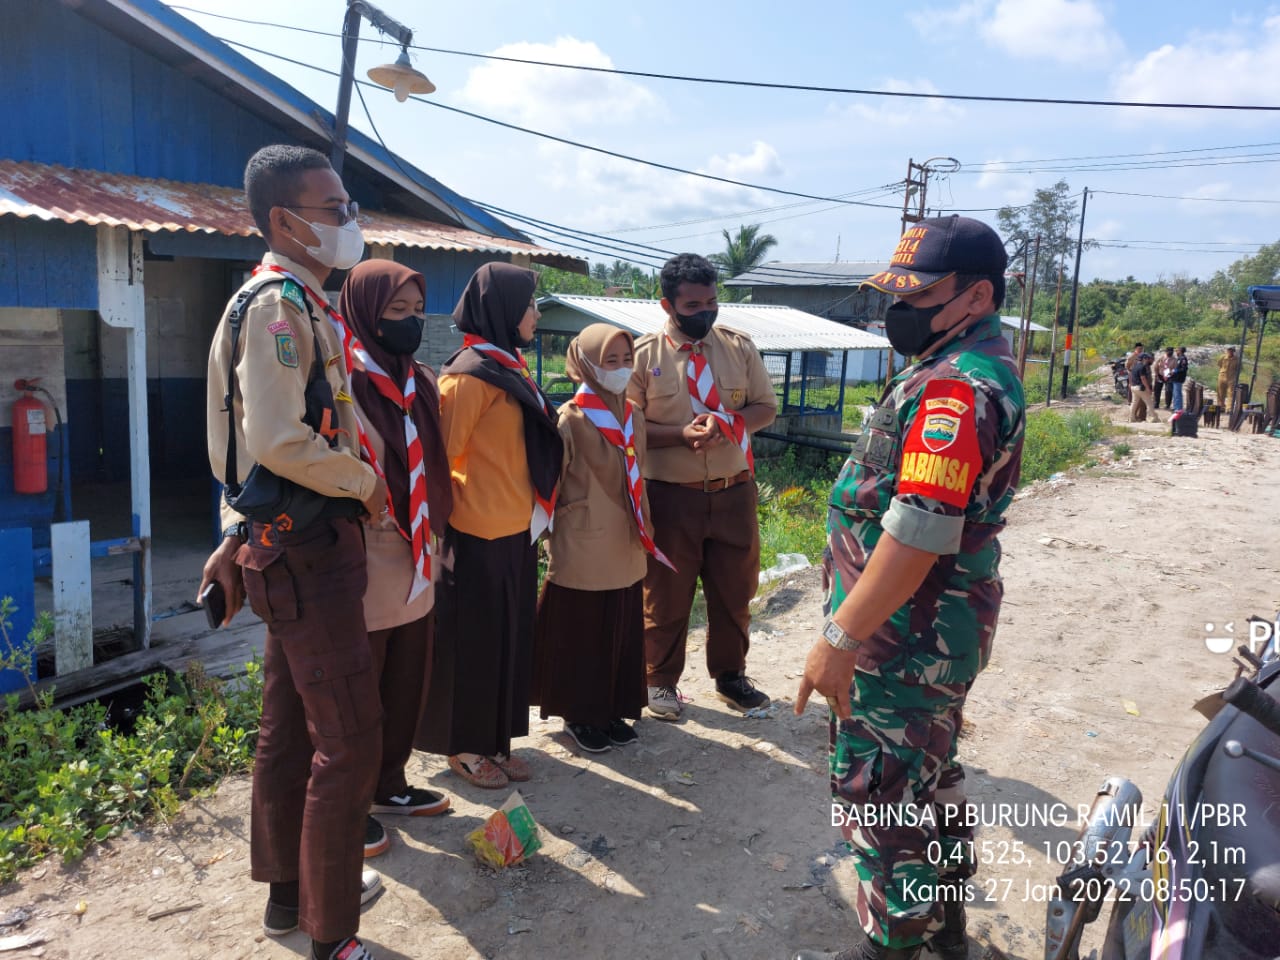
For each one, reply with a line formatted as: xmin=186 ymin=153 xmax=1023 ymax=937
xmin=1045 ymin=613 xmax=1280 ymax=960
xmin=1111 ymin=359 xmax=1131 ymax=401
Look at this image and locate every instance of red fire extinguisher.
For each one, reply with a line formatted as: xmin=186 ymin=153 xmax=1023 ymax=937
xmin=12 ymin=378 xmax=49 ymax=495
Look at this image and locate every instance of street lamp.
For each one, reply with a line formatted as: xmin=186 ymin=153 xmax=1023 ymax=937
xmin=330 ymin=0 xmax=435 ymax=176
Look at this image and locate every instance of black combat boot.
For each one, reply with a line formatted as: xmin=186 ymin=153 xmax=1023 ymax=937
xmin=792 ymin=932 xmax=924 ymax=960
xmin=924 ymin=899 xmax=968 ymax=959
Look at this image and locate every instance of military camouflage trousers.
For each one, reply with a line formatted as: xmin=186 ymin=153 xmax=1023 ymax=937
xmin=828 ymin=671 xmax=974 ymax=949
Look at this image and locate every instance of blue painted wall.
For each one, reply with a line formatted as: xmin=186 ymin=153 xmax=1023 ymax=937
xmin=398 ymin=248 xmax=497 ymax=315
xmin=0 ymin=220 xmax=99 ymax=310
xmin=0 ymin=0 xmax=383 ymax=205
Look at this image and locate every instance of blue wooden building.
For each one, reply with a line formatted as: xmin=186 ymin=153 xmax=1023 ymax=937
xmin=0 ymin=0 xmax=578 ymax=682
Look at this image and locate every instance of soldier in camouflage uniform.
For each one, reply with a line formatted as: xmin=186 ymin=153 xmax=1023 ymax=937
xmin=793 ymin=217 xmax=1025 ymax=960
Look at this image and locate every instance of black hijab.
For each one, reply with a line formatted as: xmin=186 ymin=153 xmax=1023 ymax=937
xmin=338 ymin=260 xmax=452 ymax=538
xmin=441 ymin=262 xmax=563 ymax=505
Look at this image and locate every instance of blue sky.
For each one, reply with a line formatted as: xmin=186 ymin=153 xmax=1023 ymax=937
xmin=175 ymin=0 xmax=1280 ymax=283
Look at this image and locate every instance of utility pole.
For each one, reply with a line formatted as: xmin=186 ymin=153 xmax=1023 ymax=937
xmin=1017 ymin=235 xmax=1041 ymax=378
xmin=901 ymin=159 xmax=930 ymax=231
xmin=1061 ymin=187 xmax=1089 ymax=399
xmin=1044 ymin=256 xmax=1066 ymax=408
xmin=888 ymin=157 xmax=960 ymax=387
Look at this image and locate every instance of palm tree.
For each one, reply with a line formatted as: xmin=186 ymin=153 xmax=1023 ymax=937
xmin=709 ymin=224 xmax=778 ymax=301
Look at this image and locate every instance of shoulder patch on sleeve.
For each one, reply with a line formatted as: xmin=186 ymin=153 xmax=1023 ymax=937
xmin=897 ymin=377 xmax=981 ymax=508
xmin=275 ymin=333 xmax=299 ymax=368
xmin=280 ymin=279 xmax=307 ymax=314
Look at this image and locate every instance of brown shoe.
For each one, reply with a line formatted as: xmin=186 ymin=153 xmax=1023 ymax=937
xmin=492 ymin=752 xmax=530 ymax=782
xmin=448 ymin=754 xmax=508 ymax=789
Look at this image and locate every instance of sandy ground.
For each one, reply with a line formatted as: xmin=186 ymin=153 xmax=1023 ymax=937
xmin=3 ymin=391 xmax=1280 ymax=960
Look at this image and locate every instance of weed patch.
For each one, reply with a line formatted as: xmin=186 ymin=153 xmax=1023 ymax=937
xmin=0 ymin=599 xmax=263 ymax=882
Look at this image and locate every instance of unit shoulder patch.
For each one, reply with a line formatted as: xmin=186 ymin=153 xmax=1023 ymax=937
xmin=280 ymin=279 xmax=307 ymax=314
xmin=275 ymin=333 xmax=299 ymax=368
xmin=897 ymin=378 xmax=981 ymax=508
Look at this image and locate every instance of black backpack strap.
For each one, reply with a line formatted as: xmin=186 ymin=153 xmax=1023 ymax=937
xmin=223 ymin=279 xmax=283 ymax=493
xmin=222 ymin=278 xmax=330 ymax=493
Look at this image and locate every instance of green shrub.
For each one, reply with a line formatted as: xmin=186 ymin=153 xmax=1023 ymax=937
xmin=0 ymin=600 xmax=263 ymax=882
xmin=1112 ymin=442 xmax=1132 ymax=457
xmin=1020 ymin=408 xmax=1107 ymax=484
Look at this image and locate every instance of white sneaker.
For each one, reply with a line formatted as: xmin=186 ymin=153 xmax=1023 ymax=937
xmin=360 ymin=868 xmax=382 ymax=905
xmin=647 ymin=685 xmax=682 ymax=720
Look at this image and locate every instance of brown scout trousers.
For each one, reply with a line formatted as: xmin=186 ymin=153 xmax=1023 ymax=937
xmin=368 ymin=613 xmax=433 ymax=801
xmin=241 ymin=517 xmax=381 ymax=944
xmin=642 ymin=479 xmax=759 ymax=686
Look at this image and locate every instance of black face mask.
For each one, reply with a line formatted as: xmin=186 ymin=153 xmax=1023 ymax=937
xmin=673 ymin=308 xmax=717 ymax=340
xmin=884 ymin=284 xmax=973 ymax=357
xmin=374 ymin=314 xmax=424 ymax=356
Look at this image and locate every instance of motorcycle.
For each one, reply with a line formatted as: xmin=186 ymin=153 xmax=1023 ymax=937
xmin=1111 ymin=359 xmax=1131 ymax=401
xmin=1045 ymin=612 xmax=1280 ymax=960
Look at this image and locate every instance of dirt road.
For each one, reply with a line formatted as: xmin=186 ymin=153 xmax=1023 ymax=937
xmin=3 ymin=398 xmax=1279 ymax=960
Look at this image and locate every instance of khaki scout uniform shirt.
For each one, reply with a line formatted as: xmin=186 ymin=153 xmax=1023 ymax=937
xmin=628 ymin=320 xmax=777 ymax=484
xmin=207 ymin=252 xmax=376 ymax=531
xmin=544 ymin=402 xmax=651 ymax=592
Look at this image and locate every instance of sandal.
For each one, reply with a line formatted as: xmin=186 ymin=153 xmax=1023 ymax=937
xmin=448 ymin=754 xmax=508 ymax=789
xmin=492 ymin=752 xmax=530 ymax=782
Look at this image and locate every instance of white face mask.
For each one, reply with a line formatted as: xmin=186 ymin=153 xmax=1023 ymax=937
xmin=286 ymin=211 xmax=365 ymax=270
xmin=588 ymin=359 xmax=634 ymax=396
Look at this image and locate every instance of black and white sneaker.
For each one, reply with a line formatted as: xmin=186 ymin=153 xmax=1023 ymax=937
xmin=715 ymin=672 xmax=770 ymax=712
xmin=364 ymin=815 xmax=390 ymax=858
xmin=371 ymin=786 xmax=450 ymax=817
xmin=607 ymin=718 xmax=639 ymax=746
xmin=265 ymin=872 xmax=380 ymax=937
xmin=565 ymin=722 xmax=612 ymax=753
xmin=313 ymin=936 xmax=377 ymax=960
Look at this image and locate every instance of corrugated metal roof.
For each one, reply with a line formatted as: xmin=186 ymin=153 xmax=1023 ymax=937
xmin=999 ymin=315 xmax=1051 ymax=333
xmin=724 ymin=261 xmax=891 ymax=287
xmin=538 ymin=295 xmax=891 ymax=351
xmin=0 ymin=160 xmax=580 ymax=269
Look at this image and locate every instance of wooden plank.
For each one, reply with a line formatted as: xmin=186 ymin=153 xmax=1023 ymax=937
xmin=12 ymin=618 xmax=264 ymax=711
xmin=51 ymin=521 xmax=93 ymax=674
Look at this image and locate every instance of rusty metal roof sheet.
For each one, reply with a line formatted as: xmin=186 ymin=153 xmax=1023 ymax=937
xmin=0 ymin=160 xmax=581 ymax=269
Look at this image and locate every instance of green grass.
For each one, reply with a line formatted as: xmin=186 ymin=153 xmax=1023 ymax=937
xmin=1112 ymin=442 xmax=1132 ymax=457
xmin=1019 ymin=408 xmax=1108 ymax=484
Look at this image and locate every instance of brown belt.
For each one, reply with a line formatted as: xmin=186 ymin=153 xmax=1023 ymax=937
xmin=662 ymin=469 xmax=752 ymax=493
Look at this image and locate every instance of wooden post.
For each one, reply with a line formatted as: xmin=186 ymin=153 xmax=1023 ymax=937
xmin=96 ymin=226 xmax=152 ymax=649
xmin=51 ymin=521 xmax=92 ymax=674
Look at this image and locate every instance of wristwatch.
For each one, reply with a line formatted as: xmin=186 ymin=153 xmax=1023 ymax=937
xmin=822 ymin=619 xmax=858 ymax=651
xmin=222 ymin=520 xmax=248 ymax=541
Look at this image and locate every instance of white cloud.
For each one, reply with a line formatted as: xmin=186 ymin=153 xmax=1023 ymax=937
xmin=832 ymin=78 xmax=964 ymax=127
xmin=909 ymin=0 xmax=1121 ymax=65
xmin=973 ymin=160 xmax=1036 ymax=203
xmin=456 ymin=37 xmax=659 ymax=134
xmin=1112 ymin=17 xmax=1280 ymax=109
xmin=537 ymin=140 xmax=786 ymax=238
xmin=981 ymin=0 xmax=1122 ymax=65
xmin=908 ymin=1 xmax=988 ymax=41
xmin=705 ymin=141 xmax=782 ymax=180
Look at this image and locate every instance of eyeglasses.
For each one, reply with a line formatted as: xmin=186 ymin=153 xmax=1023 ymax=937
xmin=289 ymin=201 xmax=361 ymax=225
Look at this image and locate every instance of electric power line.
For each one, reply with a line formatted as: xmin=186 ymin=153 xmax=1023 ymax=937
xmin=177 ymin=6 xmax=1280 ymax=112
xmin=1092 ymin=189 xmax=1280 ymax=205
xmin=216 ymin=36 xmax=932 ymax=212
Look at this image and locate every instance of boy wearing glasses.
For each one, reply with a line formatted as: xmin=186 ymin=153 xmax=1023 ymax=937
xmin=198 ymin=144 xmax=387 ymax=960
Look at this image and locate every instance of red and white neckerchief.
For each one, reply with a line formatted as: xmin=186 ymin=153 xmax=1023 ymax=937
xmin=462 ymin=333 xmax=557 ymax=541
xmin=570 ymin=384 xmax=676 ymax=572
xmin=351 ymin=345 xmax=432 ymax=602
xmin=253 ymin=264 xmax=431 ymax=598
xmin=668 ymin=335 xmax=754 ymax=475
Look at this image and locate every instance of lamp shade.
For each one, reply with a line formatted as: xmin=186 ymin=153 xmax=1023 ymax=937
xmin=367 ymin=50 xmax=435 ymax=102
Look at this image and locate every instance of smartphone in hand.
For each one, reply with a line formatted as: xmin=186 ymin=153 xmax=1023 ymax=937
xmin=201 ymin=581 xmax=227 ymax=629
